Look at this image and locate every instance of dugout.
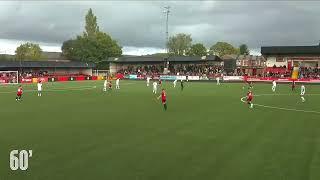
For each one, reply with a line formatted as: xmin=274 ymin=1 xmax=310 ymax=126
xmin=0 ymin=60 xmax=95 ymax=76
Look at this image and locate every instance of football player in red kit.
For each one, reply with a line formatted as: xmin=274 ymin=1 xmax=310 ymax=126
xmin=16 ymin=85 xmax=23 ymax=101
xmin=246 ymin=90 xmax=253 ymax=108
xmin=157 ymin=88 xmax=167 ymax=111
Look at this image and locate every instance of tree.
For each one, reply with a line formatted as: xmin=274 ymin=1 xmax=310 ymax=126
xmin=61 ymin=8 xmax=122 ymax=63
xmin=167 ymin=33 xmax=192 ymax=56
xmin=0 ymin=54 xmax=8 ymax=61
xmin=15 ymin=43 xmax=42 ymax=60
xmin=84 ymin=8 xmax=99 ymax=38
xmin=187 ymin=43 xmax=207 ymax=56
xmin=239 ymin=44 xmax=250 ymax=55
xmin=209 ymin=42 xmax=239 ymax=57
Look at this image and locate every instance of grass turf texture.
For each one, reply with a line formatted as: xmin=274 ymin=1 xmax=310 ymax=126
xmin=1 ymin=80 xmax=320 ymax=180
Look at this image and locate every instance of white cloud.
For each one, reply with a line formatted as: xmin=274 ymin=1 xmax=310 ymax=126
xmin=122 ymin=46 xmax=165 ymax=56
xmin=0 ymin=39 xmax=61 ymax=55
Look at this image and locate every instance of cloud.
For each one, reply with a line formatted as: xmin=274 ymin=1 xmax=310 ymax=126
xmin=0 ymin=1 xmax=320 ymax=55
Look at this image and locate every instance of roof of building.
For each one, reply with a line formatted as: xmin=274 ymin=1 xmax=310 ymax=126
xmin=0 ymin=60 xmax=95 ymax=68
xmin=261 ymin=44 xmax=320 ymax=55
xmin=107 ymin=55 xmax=221 ymax=63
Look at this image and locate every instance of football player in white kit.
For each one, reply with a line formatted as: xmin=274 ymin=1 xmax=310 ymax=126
xmin=152 ymin=81 xmax=158 ymax=94
xmin=37 ymin=80 xmax=43 ymax=96
xmin=103 ymin=79 xmax=107 ymax=92
xmin=173 ymin=79 xmax=177 ymax=88
xmin=146 ymin=77 xmax=151 ymax=87
xmin=115 ymin=78 xmax=120 ymax=89
xmin=216 ymin=76 xmax=220 ymax=85
xmin=300 ymin=84 xmax=306 ymax=102
xmin=272 ymin=80 xmax=277 ymax=92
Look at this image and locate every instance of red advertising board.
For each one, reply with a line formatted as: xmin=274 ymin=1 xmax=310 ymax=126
xmin=57 ymin=76 xmax=69 ymax=82
xmin=76 ymin=76 xmax=85 ymax=81
xmin=0 ymin=79 xmax=7 ymax=83
xmin=21 ymin=78 xmax=33 ymax=83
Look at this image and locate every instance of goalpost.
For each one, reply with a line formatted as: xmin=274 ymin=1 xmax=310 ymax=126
xmin=0 ymin=71 xmax=19 ymax=85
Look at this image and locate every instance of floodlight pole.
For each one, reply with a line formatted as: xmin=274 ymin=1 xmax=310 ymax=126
xmin=164 ymin=6 xmax=170 ymax=54
xmin=163 ymin=6 xmax=170 ymax=73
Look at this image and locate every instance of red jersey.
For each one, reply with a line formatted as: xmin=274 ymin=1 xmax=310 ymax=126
xmin=247 ymin=91 xmax=253 ymax=100
xmin=17 ymin=87 xmax=23 ymax=95
xmin=161 ymin=91 xmax=166 ymax=102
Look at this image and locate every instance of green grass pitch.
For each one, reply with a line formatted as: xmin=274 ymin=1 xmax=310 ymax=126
xmin=1 ymin=80 xmax=320 ymax=180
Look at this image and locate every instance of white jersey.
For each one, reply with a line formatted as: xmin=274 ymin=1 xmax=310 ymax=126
xmin=153 ymin=82 xmax=157 ymax=88
xmin=37 ymin=83 xmax=42 ymax=91
xmin=272 ymin=81 xmax=277 ymax=87
xmin=301 ymin=85 xmax=305 ymax=95
xmin=147 ymin=77 xmax=151 ymax=82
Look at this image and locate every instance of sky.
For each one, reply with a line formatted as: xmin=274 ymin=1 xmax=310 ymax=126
xmin=0 ymin=1 xmax=320 ymax=56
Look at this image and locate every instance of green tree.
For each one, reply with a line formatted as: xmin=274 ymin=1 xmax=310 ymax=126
xmin=84 ymin=8 xmax=99 ymax=38
xmin=209 ymin=42 xmax=239 ymax=57
xmin=187 ymin=43 xmax=207 ymax=56
xmin=61 ymin=8 xmax=122 ymax=63
xmin=239 ymin=44 xmax=250 ymax=55
xmin=167 ymin=33 xmax=192 ymax=56
xmin=15 ymin=43 xmax=42 ymax=60
xmin=0 ymin=54 xmax=8 ymax=61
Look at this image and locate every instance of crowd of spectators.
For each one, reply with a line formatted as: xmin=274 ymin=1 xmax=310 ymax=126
xmin=0 ymin=72 xmax=18 ymax=83
xmin=20 ymin=71 xmax=49 ymax=78
xmin=117 ymin=65 xmax=163 ymax=76
xmin=300 ymin=67 xmax=320 ymax=79
xmin=169 ymin=64 xmax=223 ymax=76
xmin=117 ymin=64 xmax=224 ymax=77
xmin=117 ymin=63 xmax=320 ymax=79
xmin=264 ymin=71 xmax=292 ymax=78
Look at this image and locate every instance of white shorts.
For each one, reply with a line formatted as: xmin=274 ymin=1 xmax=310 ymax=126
xmin=301 ymin=92 xmax=305 ymax=96
xmin=38 ymin=88 xmax=42 ymax=91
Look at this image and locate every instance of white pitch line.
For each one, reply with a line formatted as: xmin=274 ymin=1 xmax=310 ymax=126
xmin=240 ymin=95 xmax=320 ymax=114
